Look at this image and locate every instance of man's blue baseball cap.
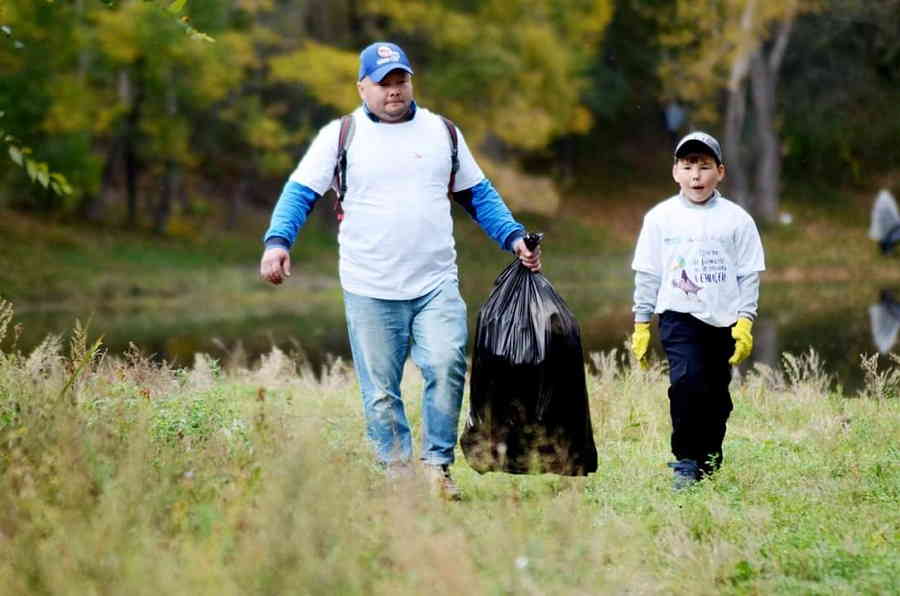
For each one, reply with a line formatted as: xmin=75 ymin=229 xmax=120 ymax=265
xmin=358 ymin=42 xmax=414 ymax=82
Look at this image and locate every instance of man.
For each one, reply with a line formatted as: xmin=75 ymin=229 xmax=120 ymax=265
xmin=260 ymin=42 xmax=540 ymax=499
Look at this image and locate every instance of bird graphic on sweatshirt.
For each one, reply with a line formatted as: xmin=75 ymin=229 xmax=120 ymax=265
xmin=672 ymin=269 xmax=702 ymax=297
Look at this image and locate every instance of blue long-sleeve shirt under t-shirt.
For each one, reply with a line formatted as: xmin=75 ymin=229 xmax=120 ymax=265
xmin=262 ymin=180 xmax=319 ymax=250
xmin=263 ymin=178 xmax=524 ymax=252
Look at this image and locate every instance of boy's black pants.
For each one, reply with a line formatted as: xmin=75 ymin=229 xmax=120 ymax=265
xmin=659 ymin=311 xmax=735 ymax=475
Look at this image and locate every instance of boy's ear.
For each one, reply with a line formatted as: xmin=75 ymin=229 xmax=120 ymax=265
xmin=672 ymin=162 xmax=680 ymax=184
xmin=717 ymin=163 xmax=726 ymax=181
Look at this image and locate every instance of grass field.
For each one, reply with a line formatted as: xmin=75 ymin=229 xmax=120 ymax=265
xmin=0 ymin=300 xmax=897 ymax=595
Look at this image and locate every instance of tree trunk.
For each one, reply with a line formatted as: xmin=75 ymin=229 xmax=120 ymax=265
xmin=722 ymin=1 xmax=795 ymax=225
xmin=87 ymin=135 xmax=124 ymax=221
xmin=121 ymin=63 xmax=145 ymax=228
xmin=749 ymin=13 xmax=794 ymax=224
xmin=226 ymin=175 xmax=247 ymax=231
xmin=154 ymin=162 xmax=179 ymax=235
xmin=124 ymin=130 xmax=139 ymax=227
xmin=723 ymin=0 xmax=756 ymax=212
xmin=750 ymin=51 xmax=780 ymax=223
xmin=724 ymin=77 xmax=751 ymax=210
xmin=154 ymin=78 xmax=179 ymax=235
xmin=76 ymin=0 xmax=90 ymax=80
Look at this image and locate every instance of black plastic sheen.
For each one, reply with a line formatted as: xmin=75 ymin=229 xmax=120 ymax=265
xmin=460 ymin=233 xmax=598 ymax=476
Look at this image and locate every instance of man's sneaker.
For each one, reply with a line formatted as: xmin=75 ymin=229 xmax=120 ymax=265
xmin=668 ymin=459 xmax=700 ymax=491
xmin=423 ymin=464 xmax=461 ymax=501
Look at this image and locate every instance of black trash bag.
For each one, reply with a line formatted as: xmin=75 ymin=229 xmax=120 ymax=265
xmin=460 ymin=233 xmax=598 ymax=476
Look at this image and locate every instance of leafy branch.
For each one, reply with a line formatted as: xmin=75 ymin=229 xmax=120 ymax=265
xmin=100 ymin=0 xmax=214 ymax=42
xmin=1 ymin=113 xmax=73 ymax=196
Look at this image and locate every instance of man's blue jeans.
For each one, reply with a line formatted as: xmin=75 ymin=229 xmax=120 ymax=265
xmin=343 ymin=277 xmax=468 ymax=466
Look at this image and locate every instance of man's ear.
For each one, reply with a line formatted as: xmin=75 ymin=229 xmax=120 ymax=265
xmin=356 ymin=80 xmax=366 ymax=101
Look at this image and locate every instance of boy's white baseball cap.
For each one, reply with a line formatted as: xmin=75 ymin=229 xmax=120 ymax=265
xmin=675 ymin=131 xmax=723 ymax=165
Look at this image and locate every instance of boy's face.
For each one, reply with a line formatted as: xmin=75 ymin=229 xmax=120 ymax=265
xmin=672 ymin=153 xmax=725 ymax=204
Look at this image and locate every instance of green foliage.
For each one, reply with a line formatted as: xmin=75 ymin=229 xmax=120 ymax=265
xmin=151 ymin=386 xmax=247 ymax=447
xmin=649 ymin=0 xmax=821 ymax=125
xmin=269 ymin=40 xmax=361 ymax=114
xmin=3 ymin=0 xmax=899 ymax=227
xmin=364 ymin=0 xmax=612 ymax=149
xmin=780 ymin=1 xmax=900 ymax=187
xmin=0 ymin=0 xmax=245 ymax=219
xmin=3 ymin=134 xmax=74 ymax=196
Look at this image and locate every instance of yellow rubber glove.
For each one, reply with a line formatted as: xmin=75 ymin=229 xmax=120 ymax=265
xmin=631 ymin=322 xmax=651 ymax=368
xmin=729 ymin=317 xmax=754 ymax=365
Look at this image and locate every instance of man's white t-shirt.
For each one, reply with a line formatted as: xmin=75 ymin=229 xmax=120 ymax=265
xmin=631 ymin=192 xmax=765 ymax=327
xmin=288 ymin=107 xmax=484 ymax=300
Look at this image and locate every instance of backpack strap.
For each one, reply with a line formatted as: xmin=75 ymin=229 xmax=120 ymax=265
xmin=330 ymin=112 xmax=458 ymax=222
xmin=331 ymin=114 xmax=356 ymax=222
xmin=439 ymin=115 xmax=460 ymax=197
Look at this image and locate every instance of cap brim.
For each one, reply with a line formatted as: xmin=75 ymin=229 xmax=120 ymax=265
xmin=367 ymin=63 xmax=413 ymax=83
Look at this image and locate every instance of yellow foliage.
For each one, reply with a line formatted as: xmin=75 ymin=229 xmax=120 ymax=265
xmin=268 ymin=41 xmax=360 ymax=114
xmin=247 ymin=115 xmax=291 ymax=152
xmin=185 ymin=36 xmax=250 ymax=106
xmin=258 ymin=151 xmax=294 ymax=177
xmin=655 ymin=0 xmax=822 ymax=125
xmin=217 ymin=32 xmax=259 ymax=71
xmin=42 ymin=75 xmax=97 ymax=134
xmin=569 ymin=106 xmax=594 ymax=136
xmin=550 ymin=0 xmax=615 ymax=48
xmin=236 ymin=0 xmax=275 ymax=13
xmin=478 ymin=154 xmax=560 ymax=216
xmin=93 ymin=3 xmax=147 ymax=64
xmin=361 ymin=0 xmax=612 ymax=149
xmin=142 ymin=115 xmax=194 ymax=166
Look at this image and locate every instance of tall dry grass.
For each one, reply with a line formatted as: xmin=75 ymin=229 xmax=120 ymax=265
xmin=0 ymin=299 xmax=897 ymax=595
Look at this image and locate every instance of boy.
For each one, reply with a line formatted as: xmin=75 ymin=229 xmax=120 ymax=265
xmin=630 ymin=132 xmax=765 ymax=489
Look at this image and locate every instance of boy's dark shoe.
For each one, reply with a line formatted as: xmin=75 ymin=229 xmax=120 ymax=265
xmin=668 ymin=459 xmax=700 ymax=491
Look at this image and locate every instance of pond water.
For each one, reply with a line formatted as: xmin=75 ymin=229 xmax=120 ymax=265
xmin=9 ymin=274 xmax=898 ymax=394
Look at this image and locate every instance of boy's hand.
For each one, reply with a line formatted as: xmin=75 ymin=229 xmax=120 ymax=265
xmin=631 ymin=322 xmax=651 ymax=369
xmin=729 ymin=317 xmax=754 ymax=365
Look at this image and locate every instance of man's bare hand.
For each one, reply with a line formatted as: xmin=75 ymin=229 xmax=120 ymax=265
xmin=512 ymin=237 xmax=542 ymax=272
xmin=260 ymin=247 xmax=291 ymax=285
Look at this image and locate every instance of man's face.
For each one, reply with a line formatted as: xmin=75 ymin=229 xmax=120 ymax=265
xmin=672 ymin=153 xmax=725 ymax=203
xmin=357 ymin=70 xmax=413 ymax=122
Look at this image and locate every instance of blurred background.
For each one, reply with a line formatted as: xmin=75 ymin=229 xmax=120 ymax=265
xmin=2 ymin=0 xmax=899 ymax=390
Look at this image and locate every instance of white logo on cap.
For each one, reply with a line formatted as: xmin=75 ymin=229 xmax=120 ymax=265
xmin=376 ymin=50 xmax=401 ymax=65
xmin=377 ymin=46 xmax=393 ymax=58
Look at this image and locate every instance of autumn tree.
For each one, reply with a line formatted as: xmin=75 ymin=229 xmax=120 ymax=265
xmin=652 ymin=0 xmax=820 ymax=223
